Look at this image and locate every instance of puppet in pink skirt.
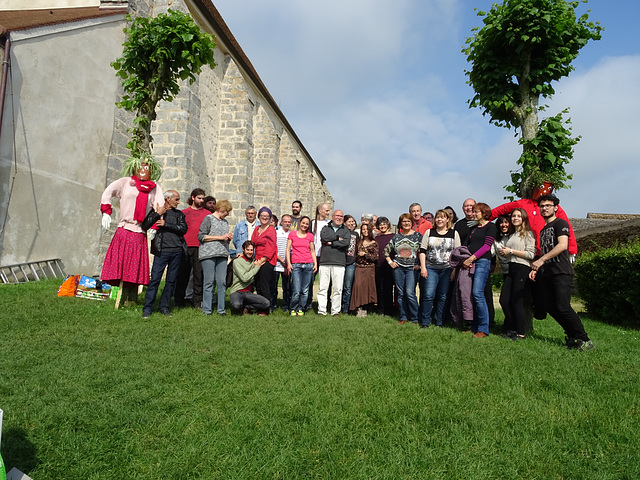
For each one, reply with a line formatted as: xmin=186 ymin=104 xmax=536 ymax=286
xmin=100 ymin=157 xmax=163 ymax=305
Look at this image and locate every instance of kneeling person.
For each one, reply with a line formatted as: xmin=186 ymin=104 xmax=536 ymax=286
xmin=229 ymin=241 xmax=271 ymax=315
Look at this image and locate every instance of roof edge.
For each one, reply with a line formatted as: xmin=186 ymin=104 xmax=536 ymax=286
xmin=190 ymin=0 xmax=326 ymax=183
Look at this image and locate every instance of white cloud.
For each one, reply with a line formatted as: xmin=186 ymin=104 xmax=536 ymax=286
xmin=548 ymin=55 xmax=640 ymax=215
xmin=213 ymin=0 xmax=640 ymax=220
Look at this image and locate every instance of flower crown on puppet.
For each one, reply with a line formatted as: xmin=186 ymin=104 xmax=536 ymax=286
xmin=122 ymin=153 xmax=162 ymax=181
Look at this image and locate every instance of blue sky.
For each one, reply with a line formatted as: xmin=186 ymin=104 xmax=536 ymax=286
xmin=213 ymin=0 xmax=640 ymax=220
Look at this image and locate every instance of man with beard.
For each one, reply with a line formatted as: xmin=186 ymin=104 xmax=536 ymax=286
xmin=529 ymin=194 xmax=593 ymax=350
xmin=290 ymin=200 xmax=303 ymax=230
xmin=174 ymin=188 xmax=209 ymax=308
xmin=229 ymin=241 xmax=270 ymax=315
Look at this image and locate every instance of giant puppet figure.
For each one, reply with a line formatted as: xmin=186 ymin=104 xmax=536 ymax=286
xmin=490 ymin=183 xmax=577 ymax=329
xmin=490 ymin=183 xmax=577 ymax=256
xmin=100 ymin=157 xmax=164 ymax=306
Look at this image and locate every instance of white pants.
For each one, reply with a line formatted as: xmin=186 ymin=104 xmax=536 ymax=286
xmin=317 ymin=265 xmax=345 ymax=315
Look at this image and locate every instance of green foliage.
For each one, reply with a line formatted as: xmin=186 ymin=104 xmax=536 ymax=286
xmin=575 ymin=241 xmax=640 ymax=326
xmin=121 ymin=151 xmax=162 ymax=181
xmin=463 ymin=0 xmax=602 ymax=130
xmin=506 ymin=109 xmax=579 ymax=199
xmin=463 ymin=0 xmax=602 ymax=199
xmin=111 ymin=10 xmax=217 ymax=158
xmin=490 ymin=271 xmax=505 ymax=289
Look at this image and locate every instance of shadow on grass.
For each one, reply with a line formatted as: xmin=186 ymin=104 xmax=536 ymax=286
xmin=1 ymin=427 xmax=39 ymax=475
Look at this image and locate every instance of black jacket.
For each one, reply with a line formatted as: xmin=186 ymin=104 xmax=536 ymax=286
xmin=142 ymin=208 xmax=187 ymax=256
xmin=319 ymin=222 xmax=350 ymax=266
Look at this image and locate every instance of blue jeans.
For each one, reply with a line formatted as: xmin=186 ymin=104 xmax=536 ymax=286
xmin=143 ymin=250 xmax=183 ymax=315
xmin=341 ymin=263 xmax=356 ymax=313
xmin=290 ymin=263 xmax=314 ymax=312
xmin=202 ymin=256 xmax=227 ymax=314
xmin=393 ymin=266 xmax=419 ymax=322
xmin=471 ymin=258 xmax=491 ymax=334
xmin=420 ymin=267 xmax=452 ymax=326
xmin=271 ymin=271 xmax=291 ymax=311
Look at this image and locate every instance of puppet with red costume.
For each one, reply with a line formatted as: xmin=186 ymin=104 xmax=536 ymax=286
xmin=490 ymin=182 xmax=577 ymax=256
xmin=100 ymin=156 xmax=164 ymax=305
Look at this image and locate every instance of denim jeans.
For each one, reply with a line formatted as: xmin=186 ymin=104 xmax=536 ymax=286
xmin=471 ymin=258 xmax=491 ymax=334
xmin=290 ymin=263 xmax=314 ymax=312
xmin=271 ymin=271 xmax=291 ymax=311
xmin=143 ymin=250 xmax=183 ymax=315
xmin=393 ymin=266 xmax=419 ymax=322
xmin=174 ymin=246 xmax=203 ymax=307
xmin=341 ymin=263 xmax=356 ymax=313
xmin=230 ymin=291 xmax=270 ymax=312
xmin=420 ymin=267 xmax=452 ymax=326
xmin=202 ymin=256 xmax=227 ymax=314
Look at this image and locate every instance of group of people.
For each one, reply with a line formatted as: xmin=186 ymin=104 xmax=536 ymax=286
xmin=100 ymin=173 xmax=593 ymax=351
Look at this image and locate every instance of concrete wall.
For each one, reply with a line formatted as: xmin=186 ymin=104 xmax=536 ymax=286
xmin=1 ymin=0 xmax=332 ymax=276
xmin=0 ymin=16 xmax=127 ymax=273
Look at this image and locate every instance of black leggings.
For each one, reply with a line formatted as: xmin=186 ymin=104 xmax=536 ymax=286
xmin=255 ymin=262 xmax=274 ymax=301
xmin=500 ymin=263 xmax=531 ymax=335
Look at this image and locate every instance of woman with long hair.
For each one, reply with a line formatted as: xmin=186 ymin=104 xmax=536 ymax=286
xmin=492 ymin=215 xmax=513 ymax=330
xmin=251 ymin=206 xmax=277 ymax=306
xmin=350 ymin=222 xmax=379 ymax=317
xmin=375 ymin=216 xmax=396 ymax=316
xmin=384 ymin=213 xmax=422 ymax=324
xmin=199 ymin=200 xmax=233 ymax=315
xmin=444 ymin=205 xmax=459 ymax=225
xmin=286 ymin=216 xmax=318 ymax=316
xmin=461 ymin=202 xmax=497 ymax=337
xmin=341 ymin=215 xmax=359 ymax=313
xmin=498 ymin=208 xmax=536 ymax=340
xmin=492 ymin=215 xmax=514 ymax=277
xmin=418 ymin=209 xmax=461 ymax=327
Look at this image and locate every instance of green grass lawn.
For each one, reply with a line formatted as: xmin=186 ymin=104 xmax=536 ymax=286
xmin=1 ymin=279 xmax=639 ymax=479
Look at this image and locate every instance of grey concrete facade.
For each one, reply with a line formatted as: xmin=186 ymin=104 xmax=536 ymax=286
xmin=1 ymin=0 xmax=332 ymax=275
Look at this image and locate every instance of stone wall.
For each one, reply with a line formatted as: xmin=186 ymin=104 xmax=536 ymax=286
xmin=99 ymin=0 xmax=332 ymax=266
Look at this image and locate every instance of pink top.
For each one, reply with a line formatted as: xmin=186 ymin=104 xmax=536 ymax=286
xmin=251 ymin=225 xmax=277 ymax=266
xmin=100 ymin=177 xmax=164 ymax=233
xmin=288 ymin=231 xmax=315 ymax=264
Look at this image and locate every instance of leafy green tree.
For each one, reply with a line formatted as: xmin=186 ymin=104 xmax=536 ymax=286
xmin=463 ymin=0 xmax=602 ymax=199
xmin=111 ymin=10 xmax=217 ymax=162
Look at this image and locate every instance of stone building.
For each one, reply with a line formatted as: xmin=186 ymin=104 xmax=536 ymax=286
xmin=0 ymin=0 xmax=332 ymax=277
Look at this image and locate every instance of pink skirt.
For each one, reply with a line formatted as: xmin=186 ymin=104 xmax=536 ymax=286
xmin=101 ymin=227 xmax=150 ymax=285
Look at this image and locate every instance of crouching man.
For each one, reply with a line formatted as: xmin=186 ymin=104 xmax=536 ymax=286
xmin=229 ymin=241 xmax=271 ymax=316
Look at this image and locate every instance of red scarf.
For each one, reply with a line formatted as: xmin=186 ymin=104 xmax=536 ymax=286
xmin=132 ymin=176 xmax=157 ymax=223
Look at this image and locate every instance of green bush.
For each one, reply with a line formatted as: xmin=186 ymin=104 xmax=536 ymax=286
xmin=490 ymin=271 xmax=504 ymax=290
xmin=574 ymin=241 xmax=640 ymax=326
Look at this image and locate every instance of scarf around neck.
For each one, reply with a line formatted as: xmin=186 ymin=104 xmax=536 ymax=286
xmin=132 ymin=176 xmax=157 ymax=223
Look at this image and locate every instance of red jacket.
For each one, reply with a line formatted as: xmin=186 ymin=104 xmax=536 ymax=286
xmin=251 ymin=226 xmax=277 ymax=266
xmin=413 ymin=217 xmax=433 ymax=235
xmin=490 ymin=199 xmax=577 ymax=255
